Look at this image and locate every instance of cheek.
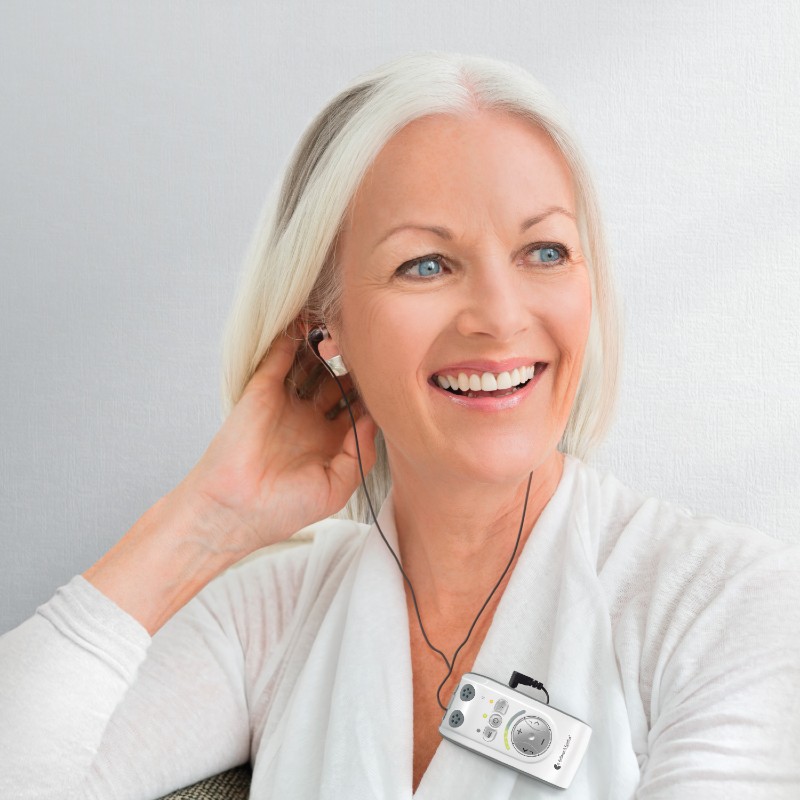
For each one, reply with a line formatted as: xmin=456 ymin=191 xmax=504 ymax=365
xmin=341 ymin=295 xmax=434 ymax=407
xmin=550 ymin=270 xmax=592 ymax=353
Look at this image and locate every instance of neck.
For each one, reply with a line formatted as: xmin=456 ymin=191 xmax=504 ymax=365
xmin=389 ymin=449 xmax=565 ymax=621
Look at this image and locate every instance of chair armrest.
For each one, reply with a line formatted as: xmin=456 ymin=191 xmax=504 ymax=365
xmin=157 ymin=764 xmax=252 ymax=799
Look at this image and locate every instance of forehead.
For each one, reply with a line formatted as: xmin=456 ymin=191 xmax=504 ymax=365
xmin=341 ymin=109 xmax=576 ymax=237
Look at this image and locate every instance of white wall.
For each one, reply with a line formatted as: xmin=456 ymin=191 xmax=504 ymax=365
xmin=2 ymin=0 xmax=798 ymax=634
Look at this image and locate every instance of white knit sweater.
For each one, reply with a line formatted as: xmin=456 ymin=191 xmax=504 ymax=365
xmin=1 ymin=454 xmax=798 ymax=799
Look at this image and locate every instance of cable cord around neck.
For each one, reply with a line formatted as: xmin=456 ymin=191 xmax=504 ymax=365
xmin=308 ymin=341 xmax=534 ymax=710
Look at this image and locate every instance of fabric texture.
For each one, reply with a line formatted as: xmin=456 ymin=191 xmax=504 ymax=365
xmin=158 ymin=765 xmax=251 ymax=800
xmin=1 ymin=453 xmax=798 ymax=800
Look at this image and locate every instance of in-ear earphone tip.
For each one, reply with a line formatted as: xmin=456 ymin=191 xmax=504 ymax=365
xmin=307 ymin=327 xmax=325 ymax=346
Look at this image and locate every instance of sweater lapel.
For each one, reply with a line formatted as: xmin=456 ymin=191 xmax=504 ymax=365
xmin=317 ymin=490 xmax=415 ymax=799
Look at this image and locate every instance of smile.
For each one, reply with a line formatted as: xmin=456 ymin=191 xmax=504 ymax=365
xmin=432 ymin=361 xmax=547 ymax=398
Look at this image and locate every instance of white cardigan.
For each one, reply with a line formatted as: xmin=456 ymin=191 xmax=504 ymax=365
xmin=1 ymin=454 xmax=798 ymax=799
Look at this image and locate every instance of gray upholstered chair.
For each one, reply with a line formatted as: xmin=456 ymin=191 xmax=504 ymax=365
xmin=157 ymin=764 xmax=252 ymax=799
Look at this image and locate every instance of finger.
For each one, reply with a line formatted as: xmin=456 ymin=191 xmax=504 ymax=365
xmin=255 ymin=328 xmax=303 ymax=384
xmin=325 ymin=413 xmax=378 ymax=503
xmin=291 ymin=359 xmax=356 ymax=408
xmin=294 ymin=361 xmax=327 ymax=400
xmin=324 ymin=387 xmax=360 ymax=421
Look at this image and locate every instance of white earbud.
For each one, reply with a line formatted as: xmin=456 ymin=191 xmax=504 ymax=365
xmin=307 ymin=324 xmax=349 ymax=376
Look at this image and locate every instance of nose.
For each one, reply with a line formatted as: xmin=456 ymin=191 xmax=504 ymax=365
xmin=454 ymin=257 xmax=532 ymax=342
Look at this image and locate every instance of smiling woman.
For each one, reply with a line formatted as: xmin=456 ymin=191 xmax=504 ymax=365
xmin=330 ymin=111 xmax=591 ymax=458
xmin=1 ymin=51 xmax=798 ymax=800
xmin=217 ymin=56 xmax=622 ymax=549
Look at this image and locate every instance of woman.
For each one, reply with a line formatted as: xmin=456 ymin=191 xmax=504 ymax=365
xmin=1 ymin=52 xmax=798 ymax=799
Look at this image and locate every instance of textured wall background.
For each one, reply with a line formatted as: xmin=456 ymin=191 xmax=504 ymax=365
xmin=2 ymin=1 xmax=798 ymax=634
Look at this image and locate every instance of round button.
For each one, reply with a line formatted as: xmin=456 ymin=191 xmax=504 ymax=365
xmin=488 ymin=713 xmax=503 ymax=728
xmin=459 ymin=684 xmax=476 ymax=702
xmin=511 ymin=715 xmax=552 ymax=758
xmin=448 ymin=710 xmax=464 ymax=727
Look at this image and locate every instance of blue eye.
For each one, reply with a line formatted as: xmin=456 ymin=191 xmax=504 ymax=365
xmin=530 ymin=245 xmax=567 ymax=263
xmin=399 ymin=256 xmax=443 ymax=279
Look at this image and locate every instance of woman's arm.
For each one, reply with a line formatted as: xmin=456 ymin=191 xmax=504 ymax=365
xmin=85 ymin=324 xmax=377 ymax=638
xmin=81 ymin=486 xmax=261 ymax=636
xmin=0 ymin=532 xmax=311 ymax=800
xmin=0 ymin=573 xmax=247 ymax=799
xmin=0 ymin=326 xmax=376 ymax=798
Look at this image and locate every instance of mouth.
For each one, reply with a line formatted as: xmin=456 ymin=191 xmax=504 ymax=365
xmin=430 ymin=361 xmax=547 ymax=398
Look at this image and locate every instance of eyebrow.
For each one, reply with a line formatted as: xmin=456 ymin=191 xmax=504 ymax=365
xmin=372 ymin=205 xmax=577 ymax=251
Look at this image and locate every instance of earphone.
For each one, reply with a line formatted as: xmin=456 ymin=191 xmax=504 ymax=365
xmin=307 ymin=326 xmax=349 ymax=376
xmin=305 ymin=323 xmax=535 ymax=711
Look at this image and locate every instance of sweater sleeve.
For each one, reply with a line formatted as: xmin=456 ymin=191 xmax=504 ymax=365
xmin=0 ymin=541 xmax=312 ymax=800
xmin=635 ymin=542 xmax=800 ymax=800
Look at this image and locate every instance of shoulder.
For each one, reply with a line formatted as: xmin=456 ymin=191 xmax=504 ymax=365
xmin=570 ymin=456 xmax=794 ymax=596
xmin=570 ymin=457 xmax=800 ymax=685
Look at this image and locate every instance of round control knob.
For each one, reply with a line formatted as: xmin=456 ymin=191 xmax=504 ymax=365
xmin=510 ymin=715 xmax=552 ymax=758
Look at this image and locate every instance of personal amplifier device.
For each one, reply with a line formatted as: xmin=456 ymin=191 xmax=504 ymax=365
xmin=438 ymin=671 xmax=592 ymax=790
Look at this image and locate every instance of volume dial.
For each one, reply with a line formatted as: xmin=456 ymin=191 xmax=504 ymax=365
xmin=510 ymin=715 xmax=552 ymax=757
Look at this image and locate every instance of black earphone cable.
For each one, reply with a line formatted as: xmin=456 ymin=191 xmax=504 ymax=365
xmin=306 ymin=329 xmax=534 ymax=711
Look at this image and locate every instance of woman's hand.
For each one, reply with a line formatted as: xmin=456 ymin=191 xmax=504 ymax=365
xmin=83 ymin=321 xmax=378 ymax=635
xmin=175 ymin=321 xmax=379 ymax=554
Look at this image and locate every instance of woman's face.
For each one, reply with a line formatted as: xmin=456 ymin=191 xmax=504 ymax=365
xmin=329 ymin=109 xmax=592 ymax=485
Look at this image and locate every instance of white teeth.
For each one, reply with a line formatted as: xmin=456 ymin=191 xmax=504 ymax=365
xmin=434 ymin=363 xmax=540 ymax=393
xmin=480 ymin=372 xmax=498 ymax=391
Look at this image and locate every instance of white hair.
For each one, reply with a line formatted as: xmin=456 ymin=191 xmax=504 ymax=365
xmin=220 ymin=51 xmax=623 ymax=525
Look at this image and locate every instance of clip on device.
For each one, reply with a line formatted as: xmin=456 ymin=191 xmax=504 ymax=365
xmin=438 ymin=671 xmax=592 ymax=789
